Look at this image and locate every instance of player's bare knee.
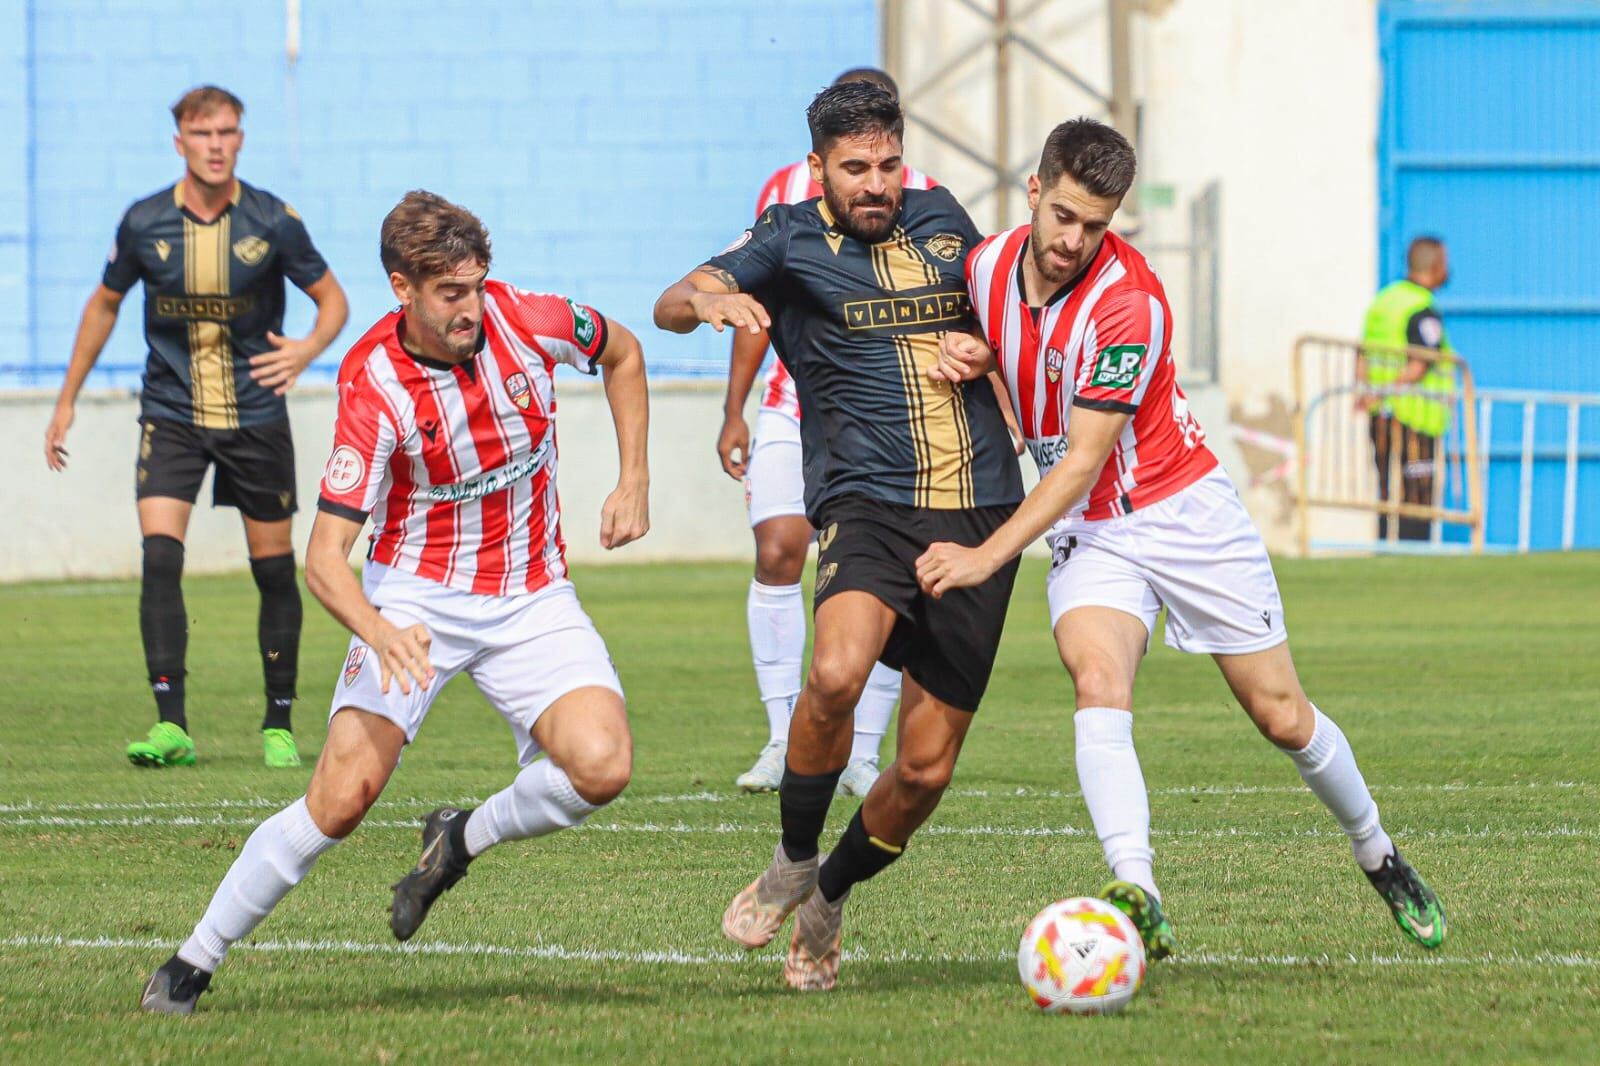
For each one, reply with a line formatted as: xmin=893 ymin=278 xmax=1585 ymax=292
xmin=305 ymin=781 xmax=377 ymax=838
xmin=1065 ymin=656 xmax=1133 ymax=710
xmin=754 ymin=538 xmax=806 ymax=586
xmin=805 ymin=655 xmax=868 ymax=713
xmin=1247 ymin=689 xmax=1310 ymax=748
xmin=893 ymin=754 xmax=955 ymax=796
xmin=561 ymin=742 xmax=632 ymax=806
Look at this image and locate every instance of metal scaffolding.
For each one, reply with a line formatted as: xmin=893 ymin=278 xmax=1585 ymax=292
xmin=882 ymin=0 xmax=1139 ymax=229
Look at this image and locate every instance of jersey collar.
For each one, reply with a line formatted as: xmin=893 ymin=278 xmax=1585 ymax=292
xmin=173 ymin=178 xmax=243 ymax=224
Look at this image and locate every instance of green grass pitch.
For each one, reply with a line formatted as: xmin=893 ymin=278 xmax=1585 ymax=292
xmin=1 ymin=554 xmax=1597 ymax=1062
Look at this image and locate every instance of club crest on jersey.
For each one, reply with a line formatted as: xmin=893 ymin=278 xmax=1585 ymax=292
xmin=504 ymin=371 xmax=532 ymax=411
xmin=924 ymin=233 xmax=963 ymax=262
xmin=233 ymin=236 xmax=270 ymax=266
xmin=1045 ymin=346 xmax=1065 ymax=383
xmin=343 ymin=646 xmax=367 ymax=686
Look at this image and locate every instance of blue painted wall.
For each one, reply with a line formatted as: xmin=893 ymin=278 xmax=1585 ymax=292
xmin=1378 ymin=0 xmax=1600 ymax=549
xmin=1 ymin=0 xmax=878 ymax=386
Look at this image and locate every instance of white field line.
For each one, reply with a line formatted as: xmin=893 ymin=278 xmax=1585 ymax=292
xmin=2 ymin=934 xmax=1597 ymax=971
xmin=3 ymin=813 xmax=1596 ymax=841
xmin=0 ymin=779 xmax=1590 ymax=818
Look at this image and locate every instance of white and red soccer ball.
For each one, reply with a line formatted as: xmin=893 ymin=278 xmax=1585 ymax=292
xmin=1017 ymin=896 xmax=1146 ymax=1015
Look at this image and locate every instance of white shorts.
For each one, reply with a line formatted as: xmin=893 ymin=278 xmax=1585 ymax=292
xmin=744 ymin=408 xmax=806 ymax=527
xmin=330 ymin=564 xmax=624 ymax=765
xmin=1045 ymin=467 xmax=1288 ymax=655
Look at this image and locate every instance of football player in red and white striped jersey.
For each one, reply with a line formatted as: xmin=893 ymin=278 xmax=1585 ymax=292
xmin=142 ymin=191 xmax=653 ymax=1014
xmin=915 ymin=119 xmax=1445 ymax=958
xmin=718 ymin=68 xmax=935 ymax=799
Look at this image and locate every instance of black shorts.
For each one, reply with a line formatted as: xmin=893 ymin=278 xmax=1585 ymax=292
xmin=812 ymin=494 xmax=1019 ymax=713
xmin=136 ymin=417 xmax=298 ymax=522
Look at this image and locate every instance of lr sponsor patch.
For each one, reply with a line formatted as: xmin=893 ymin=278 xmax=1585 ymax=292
xmin=1089 ymin=343 xmax=1147 ymax=389
xmin=565 ymin=298 xmax=598 ymax=349
xmin=504 ymin=371 xmax=532 ymax=411
xmin=343 ymin=646 xmax=367 ymax=687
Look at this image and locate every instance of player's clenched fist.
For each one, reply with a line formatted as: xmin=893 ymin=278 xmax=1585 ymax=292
xmin=928 ymin=331 xmax=996 ymax=384
xmin=690 ymin=291 xmax=772 ymax=334
xmin=599 ymin=481 xmax=650 ymax=550
xmin=374 ymin=621 xmax=434 ymax=696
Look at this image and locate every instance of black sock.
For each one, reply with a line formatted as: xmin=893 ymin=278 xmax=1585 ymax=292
xmin=779 ymin=764 xmax=844 ymax=862
xmin=140 ymin=535 xmax=188 ymax=731
xmin=251 ymin=553 xmax=301 ymax=731
xmin=818 ymin=807 xmax=904 ymax=902
xmin=151 ymin=674 xmax=186 ymax=730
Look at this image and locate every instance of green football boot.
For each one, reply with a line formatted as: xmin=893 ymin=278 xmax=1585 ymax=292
xmin=125 ymin=721 xmax=196 ymax=768
xmin=1101 ymin=880 xmax=1176 ymax=961
xmin=1364 ymin=849 xmax=1446 ymax=949
xmin=262 ymin=728 xmax=302 ymax=769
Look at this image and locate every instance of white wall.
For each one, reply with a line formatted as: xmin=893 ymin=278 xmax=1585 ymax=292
xmin=4 ymin=379 xmax=756 ymax=583
xmin=897 ymin=0 xmax=1381 ymax=549
xmin=1136 ymin=0 xmax=1379 ymax=547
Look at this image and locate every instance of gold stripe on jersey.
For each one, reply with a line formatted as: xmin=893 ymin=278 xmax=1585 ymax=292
xmin=183 ymin=213 xmax=239 ymax=429
xmin=870 ymin=226 xmax=973 ymax=508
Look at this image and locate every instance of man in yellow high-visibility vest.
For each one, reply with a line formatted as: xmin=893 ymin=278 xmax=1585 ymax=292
xmin=1357 ymin=236 xmax=1456 ymax=541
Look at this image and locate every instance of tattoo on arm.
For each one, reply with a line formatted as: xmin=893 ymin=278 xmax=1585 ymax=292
xmin=697 ymin=266 xmax=740 ymax=293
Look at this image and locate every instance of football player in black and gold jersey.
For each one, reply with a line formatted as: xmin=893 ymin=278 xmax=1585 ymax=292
xmin=43 ymin=86 xmax=348 ymax=770
xmin=655 ymin=81 xmax=1023 ymax=991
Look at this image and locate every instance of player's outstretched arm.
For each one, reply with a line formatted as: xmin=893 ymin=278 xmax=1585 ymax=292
xmin=44 ymin=284 xmax=124 ymax=470
xmin=594 ymin=319 xmax=651 ymax=550
xmin=250 ymin=270 xmax=351 ymax=396
xmin=305 ymin=511 xmax=434 ymax=695
xmin=653 ymin=267 xmax=771 ymax=335
xmin=915 ymin=406 xmax=1130 ymax=597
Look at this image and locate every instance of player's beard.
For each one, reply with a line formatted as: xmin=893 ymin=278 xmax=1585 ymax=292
xmin=417 ymin=303 xmax=482 ymax=359
xmin=824 ymin=184 xmax=902 ymax=245
xmin=1029 ymin=217 xmax=1081 ymax=287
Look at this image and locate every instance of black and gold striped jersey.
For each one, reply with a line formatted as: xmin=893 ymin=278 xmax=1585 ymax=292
xmin=706 ymin=186 xmax=1022 ymax=521
xmin=103 ymin=180 xmax=329 ymax=429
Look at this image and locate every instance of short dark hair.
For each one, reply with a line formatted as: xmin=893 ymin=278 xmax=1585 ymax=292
xmin=806 ymin=81 xmax=904 ymax=155
xmin=834 ymin=66 xmax=899 ymax=99
xmin=380 ymin=190 xmax=492 ymax=281
xmin=1037 ymin=117 xmax=1137 ymax=199
xmin=171 ymin=85 xmax=243 ymax=127
xmin=1407 ymin=235 xmax=1446 ymax=274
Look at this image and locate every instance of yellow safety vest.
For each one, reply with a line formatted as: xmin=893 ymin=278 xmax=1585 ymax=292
xmin=1360 ymin=280 xmax=1456 ymax=437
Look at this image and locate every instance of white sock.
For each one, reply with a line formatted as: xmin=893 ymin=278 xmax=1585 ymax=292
xmin=177 ymin=797 xmax=339 ymax=972
xmin=1281 ymin=706 xmax=1394 ymax=871
xmin=849 ymin=662 xmax=899 ymax=763
xmin=1074 ymin=707 xmax=1159 ymax=900
xmin=464 ymin=758 xmax=601 ymax=857
xmin=748 ymin=579 xmax=804 ymax=744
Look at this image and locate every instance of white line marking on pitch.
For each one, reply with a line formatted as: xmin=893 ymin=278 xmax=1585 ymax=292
xmin=0 ymin=779 xmax=1587 ymax=817
xmin=3 ymin=814 xmax=1594 ymax=841
xmin=2 ymin=934 xmax=1596 ymax=970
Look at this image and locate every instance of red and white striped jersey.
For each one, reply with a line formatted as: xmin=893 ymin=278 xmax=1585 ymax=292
xmin=967 ymin=226 xmax=1215 ymax=523
xmin=752 ymin=160 xmax=936 ymax=421
xmin=317 ymin=279 xmax=608 ymax=596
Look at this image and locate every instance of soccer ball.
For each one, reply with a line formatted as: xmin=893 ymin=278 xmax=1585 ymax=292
xmin=1017 ymin=896 xmax=1146 ymax=1014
